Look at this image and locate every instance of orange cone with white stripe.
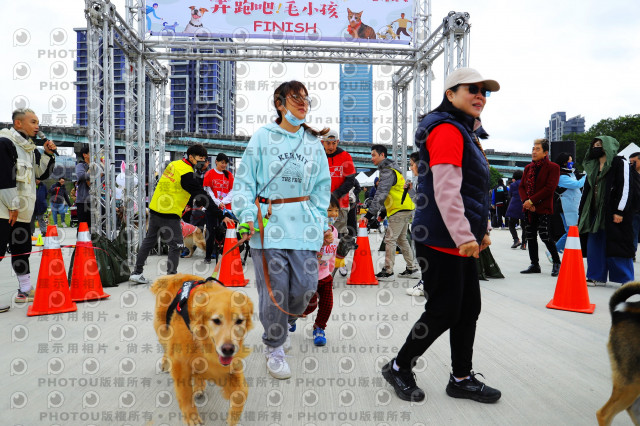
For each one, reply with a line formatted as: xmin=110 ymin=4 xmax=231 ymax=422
xmin=216 ymin=222 xmax=249 ymax=287
xmin=546 ymin=226 xmax=595 ymax=314
xmin=70 ymin=222 xmax=110 ymax=302
xmin=28 ymin=225 xmax=77 ymax=316
xmin=347 ymin=219 xmax=379 ymax=285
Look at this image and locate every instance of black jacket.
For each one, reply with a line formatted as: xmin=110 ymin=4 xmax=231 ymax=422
xmin=579 ymin=156 xmax=635 ymax=258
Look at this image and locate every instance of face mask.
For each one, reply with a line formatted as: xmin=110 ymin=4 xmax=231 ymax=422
xmin=328 ymin=216 xmax=336 ymax=226
xmin=590 ymin=147 xmax=604 ymax=159
xmin=566 ymin=161 xmax=574 ymax=169
xmin=284 ymin=109 xmax=306 ymax=127
xmin=195 ymin=161 xmax=207 ymax=171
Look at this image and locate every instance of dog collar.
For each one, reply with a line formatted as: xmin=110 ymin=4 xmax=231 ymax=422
xmin=189 ymin=22 xmax=203 ymax=28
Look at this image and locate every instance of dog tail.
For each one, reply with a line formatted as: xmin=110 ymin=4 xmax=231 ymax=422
xmin=609 ymin=281 xmax=640 ymax=320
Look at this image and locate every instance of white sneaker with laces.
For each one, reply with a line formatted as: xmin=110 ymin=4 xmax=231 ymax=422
xmin=265 ymin=345 xmax=291 ymax=379
xmin=406 ymin=280 xmax=425 ymax=297
xmin=338 ymin=266 xmax=348 ymax=277
xmin=129 ymin=273 xmax=149 ymax=285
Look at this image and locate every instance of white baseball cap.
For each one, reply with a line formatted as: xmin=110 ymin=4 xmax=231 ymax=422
xmin=444 ymin=68 xmax=500 ymax=93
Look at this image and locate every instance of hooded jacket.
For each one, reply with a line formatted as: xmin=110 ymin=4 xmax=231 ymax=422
xmin=232 ymin=122 xmax=331 ymax=251
xmin=0 ymin=128 xmax=55 ymax=223
xmin=579 ymin=135 xmax=634 ymax=257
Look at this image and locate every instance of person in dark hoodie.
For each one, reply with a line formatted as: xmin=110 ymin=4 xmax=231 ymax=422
xmin=75 ymin=146 xmax=92 ymax=227
xmin=32 ymin=179 xmax=48 ymax=235
xmin=505 ymin=170 xmax=525 ymax=249
xmin=49 ymin=177 xmax=72 ymax=227
xmin=381 ymin=67 xmax=501 ymax=405
xmin=363 ymin=144 xmax=419 ymax=280
xmin=578 ymin=136 xmax=634 ymax=285
xmin=322 ymin=130 xmax=357 ymax=276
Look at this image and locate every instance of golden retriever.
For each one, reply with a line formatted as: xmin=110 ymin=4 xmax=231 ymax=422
xmin=597 ymin=281 xmax=640 ymax=425
xmin=151 ymin=274 xmax=254 ymax=425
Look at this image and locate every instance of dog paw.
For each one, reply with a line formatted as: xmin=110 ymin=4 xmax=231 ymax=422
xmin=183 ymin=412 xmax=203 ymax=426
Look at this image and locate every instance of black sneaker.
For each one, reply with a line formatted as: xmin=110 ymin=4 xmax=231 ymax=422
xmin=376 ymin=270 xmax=394 ymax=280
xmin=510 ymin=240 xmax=521 ymax=249
xmin=204 ymin=258 xmax=212 ymax=264
xmin=520 ymin=264 xmax=541 ymax=274
xmin=399 ymin=268 xmax=420 ymax=278
xmin=446 ymin=372 xmax=501 ymax=403
xmin=551 ymin=262 xmax=561 ymax=277
xmin=381 ymin=359 xmax=425 ymax=402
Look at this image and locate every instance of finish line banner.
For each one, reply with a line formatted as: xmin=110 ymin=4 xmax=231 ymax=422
xmin=146 ymin=0 xmax=414 ymax=44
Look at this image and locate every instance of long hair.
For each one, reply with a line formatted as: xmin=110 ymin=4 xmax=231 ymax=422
xmin=273 ymin=80 xmax=329 ymax=138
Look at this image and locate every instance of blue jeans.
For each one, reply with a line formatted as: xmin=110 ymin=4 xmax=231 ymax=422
xmin=586 ymin=230 xmax=634 ymax=283
xmin=51 ymin=203 xmax=66 ymax=226
xmin=555 ymin=213 xmax=569 ymax=253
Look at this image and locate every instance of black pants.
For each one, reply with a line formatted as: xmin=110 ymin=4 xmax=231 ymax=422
xmin=205 ymin=209 xmax=221 ymax=260
xmin=525 ymin=213 xmax=561 ymax=264
xmin=508 ymin=218 xmax=525 ymax=242
xmin=77 ymin=202 xmax=91 ymax=228
xmin=396 ymin=244 xmax=481 ymax=378
xmin=133 ymin=213 xmax=183 ymax=275
xmin=495 ymin=204 xmax=506 ymax=227
xmin=0 ymin=219 xmax=32 ymax=276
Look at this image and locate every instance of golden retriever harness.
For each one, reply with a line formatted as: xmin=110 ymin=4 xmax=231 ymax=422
xmin=165 ymin=280 xmax=204 ymax=331
xmin=165 ymin=277 xmax=224 ymax=330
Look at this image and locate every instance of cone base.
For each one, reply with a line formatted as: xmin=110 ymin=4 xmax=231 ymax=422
xmin=546 ymin=301 xmax=595 ymax=314
xmin=346 ymin=278 xmax=379 ymax=286
xmin=72 ymin=292 xmax=110 ymax=303
xmin=223 ymin=279 xmax=250 ymax=287
xmin=27 ymin=303 xmax=77 ymax=317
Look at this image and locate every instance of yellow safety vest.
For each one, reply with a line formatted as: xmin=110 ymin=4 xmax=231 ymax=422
xmin=384 ymin=168 xmax=415 ymax=216
xmin=149 ymin=159 xmax=194 ymax=216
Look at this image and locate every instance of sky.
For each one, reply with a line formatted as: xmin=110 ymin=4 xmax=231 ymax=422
xmin=1 ymin=0 xmax=639 ymax=154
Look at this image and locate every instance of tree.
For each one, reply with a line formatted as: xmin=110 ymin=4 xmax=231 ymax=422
xmin=564 ymin=114 xmax=640 ymax=171
xmin=489 ymin=166 xmax=503 ymax=188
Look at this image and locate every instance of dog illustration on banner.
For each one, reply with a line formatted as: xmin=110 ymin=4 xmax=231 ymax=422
xmin=346 ymin=9 xmax=376 ymax=40
xmin=184 ymin=6 xmax=208 ymax=33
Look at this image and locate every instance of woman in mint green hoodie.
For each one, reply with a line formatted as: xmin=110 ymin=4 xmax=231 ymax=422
xmin=232 ymin=81 xmax=332 ymax=379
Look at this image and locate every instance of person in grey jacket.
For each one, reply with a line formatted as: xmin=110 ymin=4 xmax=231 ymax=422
xmin=75 ymin=146 xmax=91 ymax=227
xmin=363 ymin=144 xmax=419 ymax=280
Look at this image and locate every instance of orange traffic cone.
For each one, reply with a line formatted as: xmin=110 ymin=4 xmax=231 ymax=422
xmin=347 ymin=219 xmax=379 ymax=285
xmin=70 ymin=222 xmax=110 ymax=302
xmin=28 ymin=225 xmax=77 ymax=316
xmin=215 ymin=222 xmax=249 ymax=287
xmin=546 ymin=226 xmax=595 ymax=314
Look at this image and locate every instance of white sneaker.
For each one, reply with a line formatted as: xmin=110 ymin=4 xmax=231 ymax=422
xmin=338 ymin=266 xmax=348 ymax=277
xmin=265 ymin=345 xmax=291 ymax=379
xmin=406 ymin=280 xmax=424 ymax=297
xmin=129 ymin=273 xmax=149 ymax=285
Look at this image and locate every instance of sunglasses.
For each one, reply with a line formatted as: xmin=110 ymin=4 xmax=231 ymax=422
xmin=287 ymin=94 xmax=312 ymax=105
xmin=463 ymin=84 xmax=490 ymax=97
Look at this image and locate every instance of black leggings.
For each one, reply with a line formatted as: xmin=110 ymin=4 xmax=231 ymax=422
xmin=396 ymin=244 xmax=481 ymax=377
xmin=508 ymin=218 xmax=525 ymax=242
xmin=0 ymin=219 xmax=32 ymax=276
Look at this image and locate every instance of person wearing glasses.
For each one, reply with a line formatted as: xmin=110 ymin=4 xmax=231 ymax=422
xmin=0 ymin=109 xmax=57 ymax=309
xmin=578 ymin=137 xmax=634 ymax=285
xmin=233 ymin=81 xmax=331 ymax=380
xmin=382 ymin=68 xmax=502 ymax=404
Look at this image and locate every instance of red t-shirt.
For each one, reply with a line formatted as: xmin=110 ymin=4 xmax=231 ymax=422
xmin=203 ymin=169 xmax=234 ymax=210
xmin=327 ymin=149 xmax=356 ymax=208
xmin=425 ymin=123 xmax=466 ymax=257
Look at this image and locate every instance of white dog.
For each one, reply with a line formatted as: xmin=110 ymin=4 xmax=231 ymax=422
xmin=184 ymin=6 xmax=208 ymax=33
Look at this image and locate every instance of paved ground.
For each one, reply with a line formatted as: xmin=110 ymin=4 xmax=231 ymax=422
xmin=1 ymin=226 xmax=636 ymax=425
